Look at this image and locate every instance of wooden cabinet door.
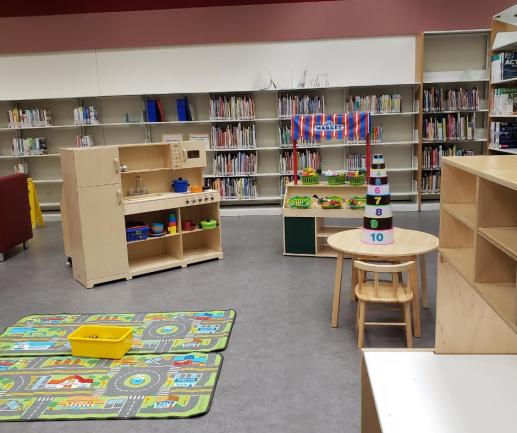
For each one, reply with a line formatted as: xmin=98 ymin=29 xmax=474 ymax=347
xmin=76 ymin=184 xmax=128 ymax=282
xmin=180 ymin=141 xmax=207 ymax=169
xmin=74 ymin=147 xmax=121 ymax=187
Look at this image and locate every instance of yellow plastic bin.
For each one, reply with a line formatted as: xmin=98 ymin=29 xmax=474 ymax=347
xmin=68 ymin=325 xmax=133 ymax=359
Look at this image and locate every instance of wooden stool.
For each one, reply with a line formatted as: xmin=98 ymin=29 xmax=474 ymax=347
xmin=354 ymin=260 xmax=416 ymax=348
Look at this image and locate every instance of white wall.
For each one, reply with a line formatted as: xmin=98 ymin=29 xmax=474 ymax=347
xmin=0 ymin=36 xmax=416 ymax=100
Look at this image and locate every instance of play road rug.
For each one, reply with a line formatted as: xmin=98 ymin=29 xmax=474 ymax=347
xmin=0 ymin=310 xmax=235 ymax=357
xmin=0 ymin=352 xmax=221 ymax=421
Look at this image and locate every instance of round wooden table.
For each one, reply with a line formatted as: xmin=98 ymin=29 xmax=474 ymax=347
xmin=328 ymin=227 xmax=439 ymax=337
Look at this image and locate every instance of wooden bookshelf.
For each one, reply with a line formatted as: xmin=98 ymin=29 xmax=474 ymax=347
xmin=487 ymin=15 xmax=517 ymax=156
xmin=61 ymin=141 xmax=223 ymax=288
xmin=418 ymin=31 xmax=490 ymax=208
xmin=436 ymin=155 xmax=517 ymax=353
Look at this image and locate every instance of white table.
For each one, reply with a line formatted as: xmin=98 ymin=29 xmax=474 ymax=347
xmin=362 ymin=351 xmax=517 ymax=433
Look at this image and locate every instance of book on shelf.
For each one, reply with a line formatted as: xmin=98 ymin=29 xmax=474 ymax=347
xmin=344 ymin=154 xmax=366 ymax=171
xmin=8 ymin=108 xmax=51 ymax=128
xmin=11 ymin=138 xmax=48 ymax=156
xmin=490 ymin=88 xmax=517 ymax=115
xmin=211 ymin=124 xmax=256 ymax=149
xmin=75 ymin=135 xmax=94 ymax=147
xmin=280 ymin=149 xmax=320 ymax=174
xmin=176 ymin=97 xmax=193 ymax=121
xmin=345 ymin=94 xmax=401 ymax=114
xmin=421 ymin=171 xmax=441 ymax=194
xmin=423 ymin=87 xmax=479 ymax=112
xmin=146 ymin=98 xmax=162 ymax=122
xmin=277 ymin=94 xmax=324 ymax=117
xmin=492 ymin=52 xmax=517 ymax=81
xmin=209 ymin=95 xmax=255 ymax=120
xmin=212 ymin=152 xmax=257 ymax=175
xmin=14 ymin=162 xmax=28 ymax=174
xmin=423 ymin=145 xmax=474 ymax=169
xmin=279 ymin=125 xmax=317 ymax=147
xmin=205 ymin=177 xmax=257 ymax=200
xmin=73 ymin=106 xmax=99 ymax=125
xmin=490 ymin=121 xmax=517 ymax=148
xmin=423 ymin=113 xmax=475 ymax=141
xmin=280 ymin=175 xmax=293 ymax=196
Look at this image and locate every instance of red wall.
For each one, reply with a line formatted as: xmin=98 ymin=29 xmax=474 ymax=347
xmin=0 ymin=0 xmax=512 ymax=54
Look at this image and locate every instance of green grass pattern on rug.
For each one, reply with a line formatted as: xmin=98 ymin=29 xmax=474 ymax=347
xmin=0 ymin=310 xmax=235 ymax=357
xmin=0 ymin=352 xmax=222 ymax=421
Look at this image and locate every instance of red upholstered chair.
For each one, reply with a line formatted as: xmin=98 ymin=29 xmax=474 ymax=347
xmin=0 ymin=173 xmax=33 ymax=261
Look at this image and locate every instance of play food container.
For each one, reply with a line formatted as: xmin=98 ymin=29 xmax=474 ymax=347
xmin=126 ymin=225 xmax=149 ymax=242
xmin=191 ymin=185 xmax=203 ymax=193
xmin=200 ymin=219 xmax=217 ymax=229
xmin=172 ymin=178 xmax=189 ymax=193
xmin=301 ymin=175 xmax=319 ymax=185
xmin=327 ymin=174 xmax=346 ymax=185
xmin=287 ymin=196 xmax=312 ymax=209
xmin=347 ymin=174 xmax=366 ymax=186
xmin=68 ymin=325 xmax=132 ymax=359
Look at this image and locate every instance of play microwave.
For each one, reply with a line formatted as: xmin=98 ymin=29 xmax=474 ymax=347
xmin=170 ymin=140 xmax=207 ymax=169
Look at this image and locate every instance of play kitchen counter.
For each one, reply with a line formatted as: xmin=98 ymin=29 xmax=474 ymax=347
xmin=61 ymin=142 xmax=223 ymax=288
xmin=282 ymin=181 xmax=366 ymax=257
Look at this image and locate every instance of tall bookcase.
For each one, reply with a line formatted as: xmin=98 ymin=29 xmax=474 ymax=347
xmin=418 ymin=31 xmax=490 ymax=210
xmin=487 ymin=11 xmax=517 ymax=156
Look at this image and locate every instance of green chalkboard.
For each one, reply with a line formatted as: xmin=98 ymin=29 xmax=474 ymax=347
xmin=284 ymin=217 xmax=315 ymax=254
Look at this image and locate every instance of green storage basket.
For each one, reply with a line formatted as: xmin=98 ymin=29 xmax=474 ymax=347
xmin=301 ymin=175 xmax=319 ymax=185
xmin=287 ymin=196 xmax=312 ymax=209
xmin=347 ymin=174 xmax=366 ymax=186
xmin=327 ymin=175 xmax=346 ymax=185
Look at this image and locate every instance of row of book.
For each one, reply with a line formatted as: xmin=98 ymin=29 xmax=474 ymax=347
xmin=280 ymin=175 xmax=293 ymax=195
xmin=490 ymin=88 xmax=517 ymax=115
xmin=423 ymin=87 xmax=480 ymax=112
xmin=73 ymin=106 xmax=99 ymax=125
xmin=74 ymin=135 xmax=95 ymax=147
xmin=422 ymin=172 xmax=441 ymax=194
xmin=210 ymin=124 xmax=256 ymax=149
xmin=209 ymin=96 xmax=255 ymax=120
xmin=11 ymin=138 xmax=48 ymax=156
xmin=279 ymin=149 xmax=321 ymax=174
xmin=423 ymin=114 xmax=476 ymax=141
xmin=279 ymin=126 xmax=317 ymax=147
xmin=8 ymin=109 xmax=52 ymax=128
xmin=345 ymin=94 xmax=401 ymax=114
xmin=212 ymin=152 xmax=257 ymax=175
xmin=344 ymin=154 xmax=366 ymax=171
xmin=422 ymin=145 xmax=475 ymax=169
xmin=490 ymin=121 xmax=517 ymax=148
xmin=278 ymin=95 xmax=324 ymax=117
xmin=491 ymin=52 xmax=517 ymax=81
xmin=205 ymin=177 xmax=257 ymax=200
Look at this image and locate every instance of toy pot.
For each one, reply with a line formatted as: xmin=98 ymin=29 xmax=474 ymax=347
xmin=182 ymin=220 xmax=194 ymax=231
xmin=150 ymin=223 xmax=164 ymax=234
xmin=172 ymin=178 xmax=189 ymax=193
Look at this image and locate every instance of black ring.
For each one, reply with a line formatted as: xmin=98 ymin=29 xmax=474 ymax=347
xmin=366 ymin=194 xmax=391 ymax=205
xmin=363 ymin=216 xmax=393 ymax=230
xmin=371 ymin=163 xmax=385 ymax=169
xmin=368 ymin=176 xmax=389 ymax=185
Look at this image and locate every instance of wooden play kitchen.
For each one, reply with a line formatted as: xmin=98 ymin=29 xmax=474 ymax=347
xmin=61 ymin=141 xmax=223 ymax=288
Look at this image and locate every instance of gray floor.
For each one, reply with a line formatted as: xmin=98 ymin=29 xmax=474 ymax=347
xmin=0 ymin=212 xmax=439 ymax=433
